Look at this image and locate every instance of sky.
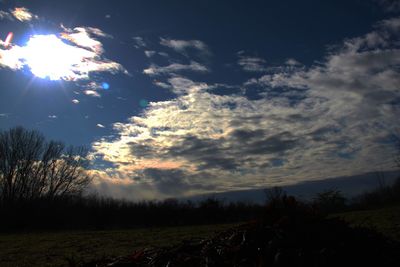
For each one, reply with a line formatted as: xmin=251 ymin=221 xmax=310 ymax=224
xmin=0 ymin=0 xmax=400 ymax=200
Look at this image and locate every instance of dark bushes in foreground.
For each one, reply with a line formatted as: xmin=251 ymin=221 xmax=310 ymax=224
xmin=78 ymin=195 xmax=400 ymax=267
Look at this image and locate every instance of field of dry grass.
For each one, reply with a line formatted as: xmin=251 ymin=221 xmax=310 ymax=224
xmin=332 ymin=205 xmax=400 ymax=241
xmin=0 ymin=223 xmax=237 ymax=267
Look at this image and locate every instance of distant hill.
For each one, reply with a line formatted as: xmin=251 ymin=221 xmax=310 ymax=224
xmin=186 ymin=170 xmax=400 ymax=204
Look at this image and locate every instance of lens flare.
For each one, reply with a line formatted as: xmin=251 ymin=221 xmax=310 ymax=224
xmin=102 ymin=82 xmax=110 ymax=90
xmin=4 ymin=32 xmax=13 ymax=47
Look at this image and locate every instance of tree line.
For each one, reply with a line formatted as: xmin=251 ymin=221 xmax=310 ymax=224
xmin=0 ymin=127 xmax=263 ymax=231
xmin=1 ymin=126 xmax=399 ymax=231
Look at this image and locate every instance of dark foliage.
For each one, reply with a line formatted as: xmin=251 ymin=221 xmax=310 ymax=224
xmin=0 ymin=195 xmax=263 ymax=231
xmin=312 ymin=189 xmax=347 ymax=213
xmin=76 ymin=195 xmax=400 ymax=267
xmin=351 ymin=175 xmax=400 ymax=209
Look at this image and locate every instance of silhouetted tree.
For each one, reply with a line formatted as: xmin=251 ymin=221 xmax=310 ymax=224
xmin=264 ymin=186 xmax=286 ymax=205
xmin=0 ymin=127 xmax=91 ymax=204
xmin=313 ymin=189 xmax=346 ymax=213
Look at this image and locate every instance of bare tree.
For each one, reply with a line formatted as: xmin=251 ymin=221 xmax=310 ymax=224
xmin=313 ymin=188 xmax=346 ymax=213
xmin=0 ymin=127 xmax=92 ymax=203
xmin=264 ymin=186 xmax=286 ymax=204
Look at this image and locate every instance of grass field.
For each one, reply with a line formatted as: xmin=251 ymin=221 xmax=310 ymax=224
xmin=332 ymin=205 xmax=400 ymax=241
xmin=1 ymin=205 xmax=399 ymax=267
xmin=0 ymin=223 xmax=237 ymax=267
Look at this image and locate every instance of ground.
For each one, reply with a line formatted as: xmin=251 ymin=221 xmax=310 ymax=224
xmin=0 ymin=223 xmax=237 ymax=267
xmin=1 ymin=205 xmax=399 ymax=267
xmin=332 ymin=205 xmax=400 ymax=241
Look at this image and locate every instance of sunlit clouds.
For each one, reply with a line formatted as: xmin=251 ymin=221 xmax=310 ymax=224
xmin=60 ymin=26 xmax=112 ymax=54
xmin=84 ymin=90 xmax=101 ymax=98
xmin=0 ymin=31 xmax=126 ymax=81
xmin=12 ymin=7 xmax=38 ymax=22
xmin=91 ymin=17 xmax=400 ymax=200
xmin=0 ymin=7 xmax=38 ymax=22
xmin=0 ymin=8 xmax=127 ymax=86
xmin=1 ymin=4 xmax=400 ymax=201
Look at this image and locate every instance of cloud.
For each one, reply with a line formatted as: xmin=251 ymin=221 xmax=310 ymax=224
xmin=0 ymin=10 xmax=13 ymax=20
xmin=11 ymin=7 xmax=38 ymax=22
xmin=132 ymin=36 xmax=146 ymax=48
xmin=72 ymin=99 xmax=80 ymax=104
xmin=143 ymin=61 xmax=209 ymax=76
xmin=84 ymin=90 xmax=101 ymax=98
xmin=247 ymin=17 xmax=400 ymax=111
xmin=96 ymin=123 xmax=106 ymax=128
xmin=285 ymin=58 xmax=301 ymax=66
xmin=153 ymin=80 xmax=171 ymax=89
xmin=61 ymin=26 xmax=112 ymax=53
xmin=160 ymin=38 xmax=210 ymax=56
xmin=0 ymin=24 xmax=127 ymax=82
xmin=48 ymin=115 xmax=57 ymax=119
xmin=166 ymin=76 xmax=209 ymax=94
xmin=0 ymin=7 xmax=38 ymax=22
xmin=90 ymin=16 xmax=400 ymax=200
xmin=237 ymin=54 xmax=268 ymax=72
xmin=376 ymin=0 xmax=400 ymax=12
xmin=144 ymin=50 xmax=156 ymax=57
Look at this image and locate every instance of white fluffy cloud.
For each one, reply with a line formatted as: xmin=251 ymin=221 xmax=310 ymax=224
xmin=90 ymin=17 xmax=400 ymax=200
xmin=84 ymin=90 xmax=101 ymax=98
xmin=160 ymin=38 xmax=210 ymax=55
xmin=237 ymin=53 xmax=268 ymax=72
xmin=60 ymin=26 xmax=112 ymax=54
xmin=143 ymin=61 xmax=209 ymax=76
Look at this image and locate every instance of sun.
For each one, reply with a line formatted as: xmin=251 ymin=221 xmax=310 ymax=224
xmin=22 ymin=34 xmax=91 ymax=80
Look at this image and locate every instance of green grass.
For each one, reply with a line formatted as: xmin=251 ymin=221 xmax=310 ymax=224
xmin=331 ymin=205 xmax=400 ymax=241
xmin=0 ymin=223 xmax=237 ymax=267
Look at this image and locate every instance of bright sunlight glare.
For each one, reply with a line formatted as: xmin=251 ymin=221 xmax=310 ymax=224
xmin=23 ymin=34 xmax=92 ymax=80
